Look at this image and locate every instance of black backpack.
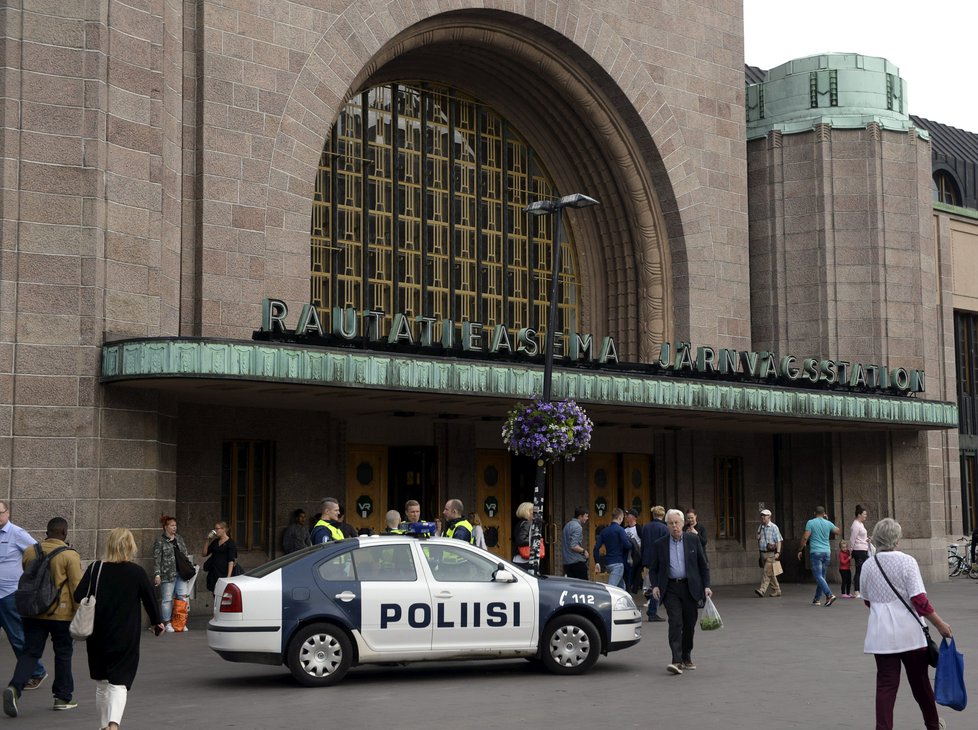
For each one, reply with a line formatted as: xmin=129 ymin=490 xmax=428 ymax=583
xmin=15 ymin=544 xmax=70 ymax=618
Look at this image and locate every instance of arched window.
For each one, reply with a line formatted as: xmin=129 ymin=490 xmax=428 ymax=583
xmin=932 ymin=170 xmax=961 ymax=206
xmin=311 ymin=84 xmax=581 ymax=339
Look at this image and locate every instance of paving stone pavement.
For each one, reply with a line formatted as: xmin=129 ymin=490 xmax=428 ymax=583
xmin=0 ymin=579 xmax=975 ymax=728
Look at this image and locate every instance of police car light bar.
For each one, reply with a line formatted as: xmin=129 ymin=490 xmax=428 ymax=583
xmin=401 ymin=521 xmax=437 ymax=538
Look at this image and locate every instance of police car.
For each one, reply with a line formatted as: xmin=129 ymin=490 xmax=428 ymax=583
xmin=207 ymin=535 xmax=642 ymax=686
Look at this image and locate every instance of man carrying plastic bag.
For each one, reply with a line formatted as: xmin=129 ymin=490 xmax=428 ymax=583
xmin=649 ymin=509 xmax=712 ymax=676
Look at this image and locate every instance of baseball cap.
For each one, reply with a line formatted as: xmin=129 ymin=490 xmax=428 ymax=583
xmin=760 ymin=509 xmax=772 ymax=516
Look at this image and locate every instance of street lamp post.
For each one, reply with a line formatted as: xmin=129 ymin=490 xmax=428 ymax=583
xmin=523 ymin=193 xmax=600 ymax=576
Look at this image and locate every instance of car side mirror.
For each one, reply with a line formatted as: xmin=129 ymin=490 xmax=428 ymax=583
xmin=493 ymin=567 xmax=517 ymax=583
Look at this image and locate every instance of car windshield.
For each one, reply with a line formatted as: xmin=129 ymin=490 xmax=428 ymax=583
xmin=247 ymin=544 xmax=324 ymax=578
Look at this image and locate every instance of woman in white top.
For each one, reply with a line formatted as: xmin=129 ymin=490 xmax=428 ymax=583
xmin=848 ymin=504 xmax=870 ymax=598
xmin=860 ymin=518 xmax=952 ymax=730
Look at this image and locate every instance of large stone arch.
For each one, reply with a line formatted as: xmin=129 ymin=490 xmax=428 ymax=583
xmin=260 ymin=3 xmax=705 ymax=360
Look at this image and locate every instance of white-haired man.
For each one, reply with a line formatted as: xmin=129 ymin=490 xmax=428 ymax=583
xmin=649 ymin=508 xmax=712 ymax=675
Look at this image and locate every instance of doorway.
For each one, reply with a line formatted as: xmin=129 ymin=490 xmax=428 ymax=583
xmin=510 ymin=454 xmax=552 ymax=573
xmin=388 ymin=446 xmax=439 ymax=523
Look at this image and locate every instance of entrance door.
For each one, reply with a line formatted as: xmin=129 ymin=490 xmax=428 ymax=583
xmin=475 ymin=450 xmax=510 ymax=558
xmin=346 ymin=446 xmax=387 ymax=535
xmin=389 ymin=446 xmax=439 ymax=523
xmin=622 ymin=453 xmax=653 ymax=520
xmin=587 ymin=453 xmax=619 ymax=561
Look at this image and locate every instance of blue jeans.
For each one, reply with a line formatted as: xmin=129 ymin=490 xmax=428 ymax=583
xmin=810 ymin=551 xmax=833 ymax=600
xmin=159 ymin=577 xmax=191 ymax=623
xmin=605 ymin=562 xmax=625 ymax=590
xmin=0 ymin=593 xmax=46 ymax=679
xmin=10 ymin=618 xmax=72 ymax=700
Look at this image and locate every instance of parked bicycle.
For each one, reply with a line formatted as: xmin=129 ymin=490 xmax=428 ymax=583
xmin=947 ymin=537 xmax=978 ymax=578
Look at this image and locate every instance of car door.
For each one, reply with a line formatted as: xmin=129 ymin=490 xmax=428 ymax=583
xmin=354 ymin=542 xmax=433 ymax=653
xmin=419 ymin=541 xmax=536 ymax=652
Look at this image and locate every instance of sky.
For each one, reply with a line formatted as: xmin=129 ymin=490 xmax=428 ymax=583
xmin=743 ymin=0 xmax=977 ymax=133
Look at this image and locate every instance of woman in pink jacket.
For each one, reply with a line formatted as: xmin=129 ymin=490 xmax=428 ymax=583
xmin=849 ymin=505 xmax=870 ymax=598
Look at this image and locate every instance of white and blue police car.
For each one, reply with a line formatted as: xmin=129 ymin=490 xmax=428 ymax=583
xmin=207 ymin=535 xmax=642 ymax=686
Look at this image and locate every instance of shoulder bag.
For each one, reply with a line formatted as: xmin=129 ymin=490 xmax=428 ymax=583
xmin=69 ymin=561 xmax=102 ymax=640
xmin=873 ymin=555 xmax=939 ymax=667
xmin=173 ymin=542 xmax=196 ymax=581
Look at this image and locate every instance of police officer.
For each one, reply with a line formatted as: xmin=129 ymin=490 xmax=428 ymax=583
xmin=310 ymin=498 xmax=345 ymax=543
xmin=442 ymin=499 xmax=473 ymax=543
xmin=404 ymin=500 xmax=422 ymax=523
xmin=384 ymin=510 xmax=406 ymax=535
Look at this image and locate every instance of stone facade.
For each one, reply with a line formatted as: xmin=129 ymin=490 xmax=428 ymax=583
xmin=0 ymin=1 xmax=963 ymax=587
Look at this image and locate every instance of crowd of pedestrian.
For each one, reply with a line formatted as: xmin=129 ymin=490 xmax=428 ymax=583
xmin=564 ymin=501 xmax=952 ymax=730
xmin=0 ymin=495 xmax=956 ymax=730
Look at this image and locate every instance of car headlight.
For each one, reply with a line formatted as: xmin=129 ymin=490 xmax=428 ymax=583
xmin=614 ymin=594 xmax=637 ymax=611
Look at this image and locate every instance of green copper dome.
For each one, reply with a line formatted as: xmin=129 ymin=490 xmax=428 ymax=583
xmin=746 ymin=53 xmax=927 ymax=140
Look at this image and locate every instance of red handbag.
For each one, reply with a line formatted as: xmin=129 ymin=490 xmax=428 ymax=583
xmin=517 ymin=540 xmax=545 ymax=560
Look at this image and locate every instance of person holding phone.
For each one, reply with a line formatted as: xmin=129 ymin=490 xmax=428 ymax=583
xmin=73 ymin=528 xmax=163 ymax=730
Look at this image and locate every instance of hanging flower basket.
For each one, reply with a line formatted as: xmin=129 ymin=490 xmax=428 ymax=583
xmin=501 ymin=398 xmax=593 ymax=463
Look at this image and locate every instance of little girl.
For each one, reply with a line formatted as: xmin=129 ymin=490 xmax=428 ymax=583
xmin=838 ymin=539 xmax=852 ymax=597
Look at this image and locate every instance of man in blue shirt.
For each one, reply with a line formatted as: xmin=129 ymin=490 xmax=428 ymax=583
xmin=797 ymin=505 xmax=841 ymax=606
xmin=561 ymin=507 xmax=589 ymax=580
xmin=0 ymin=501 xmax=48 ymax=690
xmin=593 ymin=508 xmax=630 ymax=589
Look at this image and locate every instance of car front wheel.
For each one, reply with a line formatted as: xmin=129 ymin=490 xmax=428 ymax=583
xmin=286 ymin=623 xmax=353 ymax=686
xmin=540 ymin=614 xmax=601 ymax=675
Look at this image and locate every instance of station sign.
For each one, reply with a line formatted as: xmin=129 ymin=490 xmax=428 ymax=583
xmin=254 ymin=298 xmax=924 ymax=396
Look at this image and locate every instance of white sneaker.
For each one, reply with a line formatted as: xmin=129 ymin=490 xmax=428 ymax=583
xmin=165 ymin=623 xmax=175 ymax=633
xmin=181 ymin=625 xmax=190 ymax=632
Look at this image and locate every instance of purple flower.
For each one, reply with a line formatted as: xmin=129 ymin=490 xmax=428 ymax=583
xmin=501 ymin=398 xmax=593 ymax=462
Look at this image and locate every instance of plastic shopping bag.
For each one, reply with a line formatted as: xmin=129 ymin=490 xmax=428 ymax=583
xmin=935 ymin=638 xmax=967 ymax=711
xmin=699 ymin=596 xmax=722 ymax=631
xmin=171 ymin=598 xmax=189 ymax=632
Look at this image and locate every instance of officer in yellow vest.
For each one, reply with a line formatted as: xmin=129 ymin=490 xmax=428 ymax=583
xmin=442 ymin=499 xmax=474 ymax=543
xmin=311 ymin=498 xmax=345 ymax=544
xmin=384 ymin=510 xmax=406 ymax=535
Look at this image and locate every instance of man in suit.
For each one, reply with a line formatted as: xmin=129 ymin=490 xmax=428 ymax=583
xmin=650 ymin=508 xmax=712 ymax=675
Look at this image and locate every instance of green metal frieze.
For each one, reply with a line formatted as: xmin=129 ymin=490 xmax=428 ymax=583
xmin=100 ymin=339 xmax=959 ymax=429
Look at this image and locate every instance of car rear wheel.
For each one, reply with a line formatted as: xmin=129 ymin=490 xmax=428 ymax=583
xmin=540 ymin=614 xmax=601 ymax=675
xmin=287 ymin=623 xmax=352 ymax=686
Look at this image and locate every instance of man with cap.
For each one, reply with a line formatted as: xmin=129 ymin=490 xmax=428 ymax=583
xmin=754 ymin=509 xmax=783 ymax=597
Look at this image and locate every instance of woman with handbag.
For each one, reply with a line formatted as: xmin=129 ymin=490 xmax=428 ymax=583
xmin=202 ymin=521 xmax=239 ymax=593
xmin=860 ymin=518 xmax=952 ymax=730
xmin=511 ymin=502 xmax=537 ymax=571
xmin=74 ymin=528 xmax=164 ymax=730
xmin=152 ymin=514 xmax=194 ymax=632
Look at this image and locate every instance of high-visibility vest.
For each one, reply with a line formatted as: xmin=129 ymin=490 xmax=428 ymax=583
xmin=445 ymin=518 xmax=474 ymax=543
xmin=313 ymin=519 xmax=345 ymax=543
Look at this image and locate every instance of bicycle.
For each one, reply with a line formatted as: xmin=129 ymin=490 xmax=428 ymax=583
xmin=947 ymin=537 xmax=978 ymax=578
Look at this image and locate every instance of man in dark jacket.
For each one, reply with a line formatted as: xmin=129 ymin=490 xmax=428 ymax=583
xmin=650 ymin=509 xmax=712 ymax=676
xmin=442 ymin=499 xmax=473 ymax=543
xmin=640 ymin=505 xmax=668 ymax=622
xmin=593 ymin=509 xmax=630 ymax=589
